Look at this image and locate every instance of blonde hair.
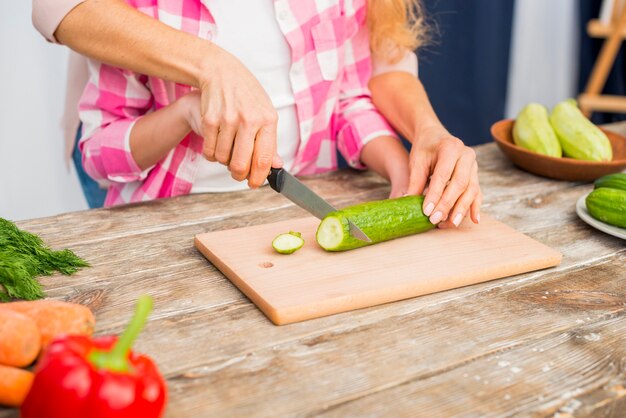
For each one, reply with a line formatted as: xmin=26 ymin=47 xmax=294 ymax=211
xmin=368 ymin=0 xmax=429 ymax=64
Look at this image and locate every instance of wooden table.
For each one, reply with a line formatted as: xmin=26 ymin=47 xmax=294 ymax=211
xmin=2 ymin=138 xmax=625 ymax=417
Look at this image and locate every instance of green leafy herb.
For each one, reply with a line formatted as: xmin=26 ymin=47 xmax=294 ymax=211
xmin=0 ymin=218 xmax=89 ymax=301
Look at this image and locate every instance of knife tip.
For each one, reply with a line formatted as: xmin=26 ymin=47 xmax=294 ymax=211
xmin=348 ymin=221 xmax=372 ymax=242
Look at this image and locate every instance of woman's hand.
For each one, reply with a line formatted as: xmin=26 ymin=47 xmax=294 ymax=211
xmin=196 ymin=46 xmax=282 ymax=188
xmin=368 ymin=72 xmax=482 ymax=228
xmin=180 ymin=90 xmax=283 ymax=186
xmin=178 ymin=48 xmax=283 ymax=187
xmin=172 ymin=48 xmax=284 ymax=189
xmin=407 ymin=126 xmax=482 ymax=228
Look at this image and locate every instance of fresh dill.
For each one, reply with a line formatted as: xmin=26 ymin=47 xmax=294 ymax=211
xmin=0 ymin=218 xmax=89 ymax=301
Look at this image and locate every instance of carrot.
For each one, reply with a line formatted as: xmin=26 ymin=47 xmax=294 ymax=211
xmin=0 ymin=300 xmax=95 ymax=348
xmin=0 ymin=310 xmax=41 ymax=367
xmin=0 ymin=365 xmax=34 ymax=407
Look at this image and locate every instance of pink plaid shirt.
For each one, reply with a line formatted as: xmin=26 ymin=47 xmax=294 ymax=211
xmin=79 ymin=0 xmax=398 ymax=206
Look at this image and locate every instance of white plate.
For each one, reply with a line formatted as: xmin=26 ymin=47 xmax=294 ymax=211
xmin=576 ymin=193 xmax=626 ymax=240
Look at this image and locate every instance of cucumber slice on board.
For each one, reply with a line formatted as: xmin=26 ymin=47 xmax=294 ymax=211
xmin=272 ymin=232 xmax=305 ymax=254
xmin=316 ymin=195 xmax=435 ymax=252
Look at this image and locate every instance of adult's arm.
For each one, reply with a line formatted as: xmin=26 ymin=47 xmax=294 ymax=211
xmin=32 ymin=0 xmax=80 ymax=43
xmin=33 ymin=0 xmax=208 ymax=87
xmin=32 ymin=0 xmax=280 ymax=187
xmin=369 ymin=69 xmax=482 ymax=228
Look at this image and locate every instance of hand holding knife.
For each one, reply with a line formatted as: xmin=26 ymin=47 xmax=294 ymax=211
xmin=267 ymin=168 xmax=371 ymax=242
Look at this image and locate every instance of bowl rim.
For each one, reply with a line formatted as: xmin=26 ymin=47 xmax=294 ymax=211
xmin=491 ymin=119 xmax=626 ymax=167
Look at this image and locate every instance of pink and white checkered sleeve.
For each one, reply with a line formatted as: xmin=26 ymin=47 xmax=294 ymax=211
xmin=79 ymin=63 xmax=154 ymax=184
xmin=335 ymin=21 xmax=398 ymax=170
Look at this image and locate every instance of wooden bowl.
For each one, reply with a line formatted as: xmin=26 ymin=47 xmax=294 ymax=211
xmin=491 ymin=119 xmax=626 ymax=181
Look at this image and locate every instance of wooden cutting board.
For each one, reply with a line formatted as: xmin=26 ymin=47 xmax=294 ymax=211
xmin=195 ymin=214 xmax=562 ymax=325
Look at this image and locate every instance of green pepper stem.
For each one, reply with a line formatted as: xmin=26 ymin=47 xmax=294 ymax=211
xmin=89 ymin=295 xmax=153 ymax=373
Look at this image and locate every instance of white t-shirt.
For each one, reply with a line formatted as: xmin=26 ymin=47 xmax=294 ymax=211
xmin=191 ymin=0 xmax=299 ymax=193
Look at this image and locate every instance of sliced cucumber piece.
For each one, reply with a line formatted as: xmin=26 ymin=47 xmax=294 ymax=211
xmin=316 ymin=195 xmax=435 ymax=252
xmin=272 ymin=231 xmax=305 ymax=254
xmin=316 ymin=216 xmax=345 ymax=251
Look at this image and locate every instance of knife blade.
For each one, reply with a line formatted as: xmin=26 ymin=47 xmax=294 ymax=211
xmin=267 ymin=168 xmax=371 ymax=242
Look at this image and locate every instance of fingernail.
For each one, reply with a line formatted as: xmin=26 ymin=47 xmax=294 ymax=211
xmin=424 ymin=202 xmax=435 ymax=216
xmin=477 ymin=213 xmax=481 ymax=224
xmin=453 ymin=213 xmax=463 ymax=227
xmin=430 ymin=211 xmax=443 ymax=224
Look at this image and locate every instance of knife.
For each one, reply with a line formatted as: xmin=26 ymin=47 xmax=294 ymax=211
xmin=267 ymin=168 xmax=371 ymax=242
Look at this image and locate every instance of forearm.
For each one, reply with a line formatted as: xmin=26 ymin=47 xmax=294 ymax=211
xmin=369 ymin=72 xmax=447 ymax=142
xmin=360 ymin=136 xmax=410 ymax=196
xmin=55 ymin=0 xmax=216 ymax=87
xmin=369 ymin=73 xmax=481 ymax=225
xmin=130 ymin=100 xmax=191 ymax=170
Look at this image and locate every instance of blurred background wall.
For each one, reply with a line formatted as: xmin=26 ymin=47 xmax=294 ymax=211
xmin=418 ymin=0 xmax=516 ymax=147
xmin=418 ymin=0 xmax=579 ymax=145
xmin=0 ymin=0 xmax=619 ymax=221
xmin=506 ymin=0 xmax=579 ymax=119
xmin=0 ymin=1 xmax=85 ymax=221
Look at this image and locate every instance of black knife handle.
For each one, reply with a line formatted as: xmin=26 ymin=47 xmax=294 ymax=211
xmin=267 ymin=167 xmax=285 ymax=192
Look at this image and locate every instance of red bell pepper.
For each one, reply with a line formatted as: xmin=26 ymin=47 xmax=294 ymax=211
xmin=21 ymin=295 xmax=167 ymax=418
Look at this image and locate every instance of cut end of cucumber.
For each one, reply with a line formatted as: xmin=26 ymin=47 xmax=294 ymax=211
xmin=316 ymin=216 xmax=345 ymax=251
xmin=272 ymin=232 xmax=305 ymax=254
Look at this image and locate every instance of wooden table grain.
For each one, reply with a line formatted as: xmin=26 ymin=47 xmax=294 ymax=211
xmin=2 ymin=134 xmax=625 ymax=417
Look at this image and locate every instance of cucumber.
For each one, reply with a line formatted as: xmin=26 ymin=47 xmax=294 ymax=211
xmin=586 ymin=188 xmax=626 ymax=229
xmin=513 ymin=103 xmax=562 ymax=157
xmin=316 ymin=195 xmax=435 ymax=252
xmin=550 ymin=99 xmax=613 ymax=161
xmin=272 ymin=231 xmax=304 ymax=254
xmin=594 ymin=173 xmax=626 ymax=191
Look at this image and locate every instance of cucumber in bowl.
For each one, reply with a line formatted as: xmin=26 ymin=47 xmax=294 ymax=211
xmin=316 ymin=195 xmax=435 ymax=252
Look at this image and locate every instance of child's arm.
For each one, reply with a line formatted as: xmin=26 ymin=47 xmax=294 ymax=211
xmin=333 ymin=16 xmax=401 ymax=169
xmin=360 ymin=136 xmax=410 ymax=198
xmin=79 ymin=66 xmax=151 ymax=184
xmin=79 ymin=64 xmax=199 ymax=184
xmin=129 ymin=94 xmax=194 ymax=170
xmin=332 ymin=14 xmax=410 ymax=198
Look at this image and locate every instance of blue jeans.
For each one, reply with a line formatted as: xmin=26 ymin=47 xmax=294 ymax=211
xmin=72 ymin=125 xmax=107 ymax=208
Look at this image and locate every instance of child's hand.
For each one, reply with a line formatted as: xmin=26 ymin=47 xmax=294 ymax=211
xmin=360 ymin=136 xmax=410 ymax=199
xmin=180 ymin=91 xmax=203 ymax=137
xmin=406 ymin=126 xmax=482 ymax=228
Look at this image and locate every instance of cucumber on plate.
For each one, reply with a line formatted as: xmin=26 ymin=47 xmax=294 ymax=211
xmin=594 ymin=173 xmax=626 ymax=191
xmin=586 ymin=185 xmax=626 ymax=229
xmin=316 ymin=195 xmax=435 ymax=252
xmin=587 ymin=173 xmax=626 ymax=229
